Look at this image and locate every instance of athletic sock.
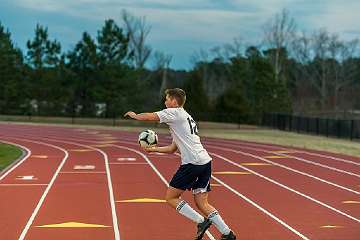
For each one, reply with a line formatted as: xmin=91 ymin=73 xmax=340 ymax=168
xmin=208 ymin=211 xmax=231 ymax=235
xmin=176 ymin=200 xmax=205 ymax=224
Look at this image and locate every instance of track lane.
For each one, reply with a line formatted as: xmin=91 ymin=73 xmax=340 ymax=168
xmin=1 ymin=124 xmax=359 ymax=239
xmin=0 ymin=138 xmax=66 ymax=240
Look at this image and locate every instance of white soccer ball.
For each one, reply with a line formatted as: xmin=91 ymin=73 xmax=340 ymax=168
xmin=138 ymin=129 xmax=158 ymax=148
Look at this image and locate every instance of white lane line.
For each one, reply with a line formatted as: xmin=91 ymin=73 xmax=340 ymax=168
xmin=85 ymin=138 xmax=308 ymax=240
xmin=32 ymin=137 xmax=121 ymax=240
xmin=296 ymin=151 xmax=360 ymax=166
xmin=207 ymin=142 xmax=360 ymax=178
xmin=39 ymin=135 xmax=216 ymax=240
xmin=6 ymin=139 xmax=69 ymax=240
xmin=205 ymin=139 xmax=360 ymax=166
xmin=212 ymin=176 xmax=310 ymax=240
xmin=0 ymin=140 xmax=31 ymax=181
xmin=111 ymin=145 xmax=216 ymax=240
xmin=207 ymin=145 xmax=360 ymax=195
xmin=211 ymin=152 xmax=360 ymax=223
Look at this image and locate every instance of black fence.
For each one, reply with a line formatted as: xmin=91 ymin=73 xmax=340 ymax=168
xmin=262 ymin=113 xmax=360 ymax=141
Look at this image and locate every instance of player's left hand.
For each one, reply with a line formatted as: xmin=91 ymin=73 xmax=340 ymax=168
xmin=124 ymin=111 xmax=137 ymax=119
xmin=144 ymin=146 xmax=157 ymax=152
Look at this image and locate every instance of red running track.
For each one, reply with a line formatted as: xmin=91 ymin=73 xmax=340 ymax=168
xmin=0 ymin=123 xmax=359 ymax=240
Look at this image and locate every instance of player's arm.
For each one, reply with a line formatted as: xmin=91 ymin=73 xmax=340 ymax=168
xmin=124 ymin=111 xmax=160 ymax=122
xmin=145 ymin=141 xmax=178 ymax=154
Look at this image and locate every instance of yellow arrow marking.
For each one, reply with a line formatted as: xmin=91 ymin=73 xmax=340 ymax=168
xmin=213 ymin=171 xmax=251 ymax=175
xmin=32 ymin=155 xmax=48 ymax=159
xmin=342 ymin=200 xmax=360 ymax=204
xmin=241 ymin=163 xmax=272 ymax=166
xmin=320 ymin=225 xmax=343 ymax=228
xmin=35 ymin=222 xmax=110 ymax=228
xmin=117 ymin=198 xmax=166 ymax=203
xmin=263 ymin=156 xmax=289 ymax=159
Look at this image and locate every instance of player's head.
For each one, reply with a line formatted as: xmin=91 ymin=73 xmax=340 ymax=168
xmin=164 ymin=88 xmax=186 ymax=108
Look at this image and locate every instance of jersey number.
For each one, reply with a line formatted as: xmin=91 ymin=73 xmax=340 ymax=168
xmin=187 ymin=117 xmax=199 ymax=135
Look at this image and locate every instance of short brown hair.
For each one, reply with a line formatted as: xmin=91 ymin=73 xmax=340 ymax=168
xmin=165 ymin=88 xmax=186 ymax=106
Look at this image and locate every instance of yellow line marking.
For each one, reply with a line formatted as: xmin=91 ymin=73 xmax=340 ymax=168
xmin=88 ymin=131 xmax=99 ymax=134
xmin=99 ymin=141 xmax=118 ymax=144
xmin=35 ymin=222 xmax=110 ymax=228
xmin=117 ymin=198 xmax=166 ymax=203
xmin=271 ymin=150 xmax=296 ymax=154
xmin=210 ymin=184 xmax=222 ymax=187
xmin=68 ymin=149 xmax=94 ymax=152
xmin=91 ymin=144 xmax=112 ymax=147
xmin=263 ymin=156 xmax=289 ymax=159
xmin=342 ymin=200 xmax=360 ymax=204
xmin=320 ymin=225 xmax=343 ymax=228
xmin=241 ymin=163 xmax=272 ymax=166
xmin=31 ymin=155 xmax=48 ymax=159
xmin=213 ymin=171 xmax=251 ymax=175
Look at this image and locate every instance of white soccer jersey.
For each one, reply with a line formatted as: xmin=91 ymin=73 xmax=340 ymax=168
xmin=156 ymin=107 xmax=212 ymax=165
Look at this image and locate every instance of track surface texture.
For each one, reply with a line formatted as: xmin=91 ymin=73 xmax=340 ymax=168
xmin=0 ymin=123 xmax=359 ymax=240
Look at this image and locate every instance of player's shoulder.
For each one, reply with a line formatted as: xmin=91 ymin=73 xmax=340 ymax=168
xmin=162 ymin=107 xmax=185 ymax=114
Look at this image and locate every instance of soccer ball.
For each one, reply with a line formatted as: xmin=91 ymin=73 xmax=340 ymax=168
xmin=138 ymin=129 xmax=158 ymax=148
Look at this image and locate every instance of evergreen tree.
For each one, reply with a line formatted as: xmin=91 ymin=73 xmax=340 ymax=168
xmin=0 ymin=22 xmax=25 ymax=114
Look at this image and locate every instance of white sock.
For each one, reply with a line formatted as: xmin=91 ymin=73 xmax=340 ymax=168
xmin=176 ymin=200 xmax=204 ymax=224
xmin=208 ymin=211 xmax=231 ymax=235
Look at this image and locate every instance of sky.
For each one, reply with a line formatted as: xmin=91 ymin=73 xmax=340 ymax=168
xmin=1 ymin=0 xmax=359 ymax=70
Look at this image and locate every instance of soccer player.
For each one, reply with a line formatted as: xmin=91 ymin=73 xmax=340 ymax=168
xmin=124 ymin=88 xmax=236 ymax=240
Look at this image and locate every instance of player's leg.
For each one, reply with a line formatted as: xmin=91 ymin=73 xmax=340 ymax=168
xmin=194 ymin=193 xmax=236 ymax=239
xmin=164 ymin=186 xmax=184 ymax=209
xmin=167 ymin=165 xmax=205 ymax=224
xmin=192 ymin=162 xmax=236 ymax=239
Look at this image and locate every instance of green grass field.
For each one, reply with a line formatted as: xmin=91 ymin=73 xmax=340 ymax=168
xmin=0 ymin=143 xmax=23 ymax=171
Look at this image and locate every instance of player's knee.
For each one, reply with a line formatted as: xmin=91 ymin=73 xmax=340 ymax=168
xmin=165 ymin=193 xmax=177 ymax=203
xmin=194 ymin=198 xmax=207 ymax=209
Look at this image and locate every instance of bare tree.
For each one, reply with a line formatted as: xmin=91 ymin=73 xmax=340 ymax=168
xmin=328 ymin=36 xmax=359 ymax=111
xmin=153 ymin=50 xmax=172 ymax=97
xmin=263 ymin=8 xmax=297 ymax=83
xmin=292 ymin=29 xmax=332 ymax=110
xmin=292 ymin=28 xmax=359 ymax=111
xmin=121 ymin=10 xmax=152 ymax=69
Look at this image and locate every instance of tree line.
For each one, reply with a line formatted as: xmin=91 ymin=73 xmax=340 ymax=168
xmin=0 ymin=9 xmax=359 ymax=123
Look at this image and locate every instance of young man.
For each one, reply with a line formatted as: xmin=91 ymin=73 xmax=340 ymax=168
xmin=124 ymin=88 xmax=236 ymax=240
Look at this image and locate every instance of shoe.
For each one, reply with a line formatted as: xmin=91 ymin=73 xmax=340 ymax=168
xmin=195 ymin=218 xmax=212 ymax=240
xmin=220 ymin=231 xmax=236 ymax=240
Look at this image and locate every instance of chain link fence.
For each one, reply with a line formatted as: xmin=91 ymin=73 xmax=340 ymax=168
xmin=262 ymin=113 xmax=360 ymax=141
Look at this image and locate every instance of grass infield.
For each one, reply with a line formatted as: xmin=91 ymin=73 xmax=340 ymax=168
xmin=0 ymin=143 xmax=23 ymax=171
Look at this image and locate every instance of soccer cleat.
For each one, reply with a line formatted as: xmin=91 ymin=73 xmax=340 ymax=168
xmin=195 ymin=218 xmax=212 ymax=240
xmin=220 ymin=231 xmax=236 ymax=240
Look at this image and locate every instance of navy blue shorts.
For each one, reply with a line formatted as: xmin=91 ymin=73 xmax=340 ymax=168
xmin=169 ymin=161 xmax=212 ymax=194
